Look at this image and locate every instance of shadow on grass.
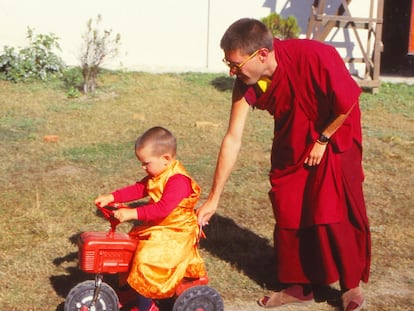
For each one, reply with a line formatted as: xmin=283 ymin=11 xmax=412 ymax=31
xmin=50 ymin=233 xmax=86 ymax=311
xmin=199 ymin=214 xmax=343 ymax=307
xmin=200 ymin=214 xmax=281 ymax=291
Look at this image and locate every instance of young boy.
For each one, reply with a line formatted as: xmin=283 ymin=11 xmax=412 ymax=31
xmin=95 ymin=126 xmax=206 ymax=311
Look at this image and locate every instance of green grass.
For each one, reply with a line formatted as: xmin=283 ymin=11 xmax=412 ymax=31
xmin=0 ymin=73 xmax=413 ymax=310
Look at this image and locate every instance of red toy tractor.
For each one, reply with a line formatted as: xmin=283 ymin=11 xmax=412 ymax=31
xmin=64 ymin=204 xmax=223 ymax=311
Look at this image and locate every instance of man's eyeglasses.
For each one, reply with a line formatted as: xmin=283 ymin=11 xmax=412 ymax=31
xmin=222 ymin=50 xmax=259 ymax=70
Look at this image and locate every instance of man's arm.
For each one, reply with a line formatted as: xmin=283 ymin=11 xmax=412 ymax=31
xmin=197 ymin=88 xmax=250 ymax=225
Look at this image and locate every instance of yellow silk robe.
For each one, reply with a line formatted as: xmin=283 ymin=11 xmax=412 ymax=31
xmin=127 ymin=160 xmax=206 ymax=299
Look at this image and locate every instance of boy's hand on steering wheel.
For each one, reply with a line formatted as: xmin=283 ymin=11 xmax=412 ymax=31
xmin=113 ymin=208 xmax=138 ymax=223
xmin=94 ymin=193 xmax=115 ymax=208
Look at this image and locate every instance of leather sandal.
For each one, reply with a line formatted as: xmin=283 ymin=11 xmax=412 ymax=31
xmin=257 ymin=285 xmax=314 ymax=308
xmin=342 ymin=287 xmax=365 ymax=311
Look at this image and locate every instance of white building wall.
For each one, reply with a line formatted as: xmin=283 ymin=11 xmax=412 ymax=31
xmin=0 ymin=0 xmax=375 ymax=75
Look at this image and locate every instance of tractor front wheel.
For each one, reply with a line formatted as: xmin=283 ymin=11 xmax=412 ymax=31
xmin=64 ymin=280 xmax=119 ymax=311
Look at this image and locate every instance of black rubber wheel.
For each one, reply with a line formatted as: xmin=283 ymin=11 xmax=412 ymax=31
xmin=172 ymin=285 xmax=224 ymax=311
xmin=64 ymin=280 xmax=120 ymax=311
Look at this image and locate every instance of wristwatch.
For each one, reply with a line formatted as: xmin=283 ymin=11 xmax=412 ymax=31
xmin=317 ymin=133 xmax=330 ymax=145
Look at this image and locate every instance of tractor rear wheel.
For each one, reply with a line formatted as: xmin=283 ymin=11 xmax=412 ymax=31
xmin=172 ymin=285 xmax=223 ymax=311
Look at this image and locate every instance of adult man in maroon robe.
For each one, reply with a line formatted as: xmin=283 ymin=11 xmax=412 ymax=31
xmin=197 ymin=18 xmax=370 ymax=311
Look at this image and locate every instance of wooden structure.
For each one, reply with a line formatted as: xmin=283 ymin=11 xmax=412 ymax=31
xmin=409 ymin=0 xmax=414 ymax=54
xmin=306 ymin=0 xmax=384 ymax=92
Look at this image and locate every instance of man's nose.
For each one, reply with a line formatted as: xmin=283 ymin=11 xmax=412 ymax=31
xmin=229 ymin=67 xmax=238 ymax=76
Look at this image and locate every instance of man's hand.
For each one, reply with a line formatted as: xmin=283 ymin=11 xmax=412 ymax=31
xmin=197 ymin=200 xmax=218 ymax=226
xmin=304 ymin=143 xmax=327 ymax=166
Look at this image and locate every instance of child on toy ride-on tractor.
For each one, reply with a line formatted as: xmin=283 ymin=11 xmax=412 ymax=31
xmin=95 ymin=126 xmax=207 ymax=311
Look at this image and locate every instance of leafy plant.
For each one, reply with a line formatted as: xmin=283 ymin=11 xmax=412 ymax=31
xmin=261 ymin=13 xmax=301 ymax=39
xmin=0 ymin=27 xmax=65 ymax=82
xmin=62 ymin=66 xmax=83 ymax=98
xmin=80 ymin=14 xmax=121 ymax=93
xmin=66 ymin=86 xmax=81 ymax=98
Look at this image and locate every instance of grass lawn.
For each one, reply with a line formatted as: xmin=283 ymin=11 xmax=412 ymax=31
xmin=0 ymin=72 xmax=413 ymax=310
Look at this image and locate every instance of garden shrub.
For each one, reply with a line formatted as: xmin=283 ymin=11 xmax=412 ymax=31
xmin=261 ymin=13 xmax=301 ymax=39
xmin=0 ymin=27 xmax=65 ymax=82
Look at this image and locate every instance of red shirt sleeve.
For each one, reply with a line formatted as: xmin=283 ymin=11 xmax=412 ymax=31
xmin=138 ymin=174 xmax=193 ymax=223
xmin=112 ymin=176 xmax=149 ymax=203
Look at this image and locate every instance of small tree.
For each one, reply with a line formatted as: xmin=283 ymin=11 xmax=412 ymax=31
xmin=261 ymin=13 xmax=301 ymax=39
xmin=80 ymin=15 xmax=121 ymax=93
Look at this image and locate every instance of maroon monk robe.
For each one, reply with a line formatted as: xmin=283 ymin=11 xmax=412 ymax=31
xmin=240 ymin=39 xmax=370 ymax=289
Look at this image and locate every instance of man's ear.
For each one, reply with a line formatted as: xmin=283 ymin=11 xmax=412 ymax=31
xmin=258 ymin=48 xmax=270 ymax=62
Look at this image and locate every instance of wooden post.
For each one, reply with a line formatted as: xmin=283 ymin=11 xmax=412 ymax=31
xmin=409 ymin=0 xmax=414 ymax=54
